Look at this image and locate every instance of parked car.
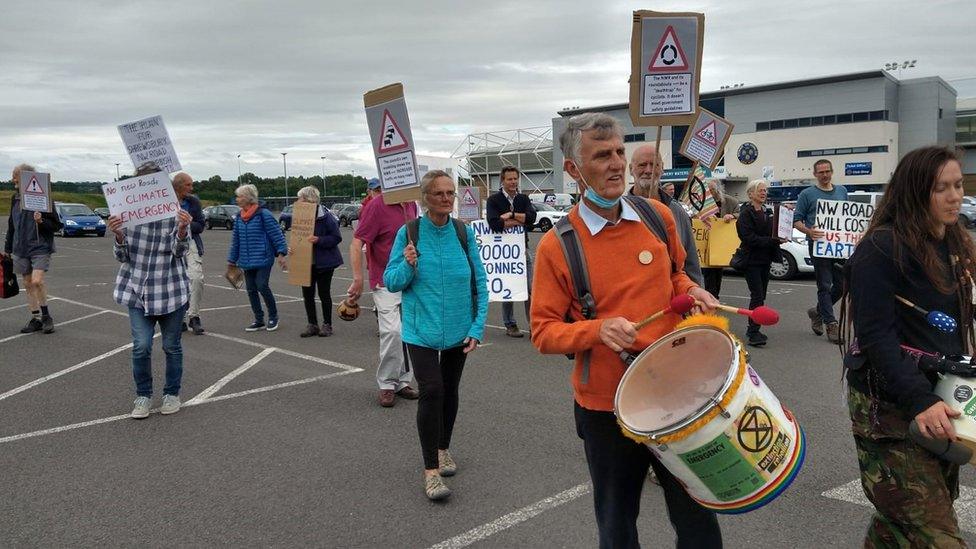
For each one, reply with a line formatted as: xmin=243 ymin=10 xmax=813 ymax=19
xmin=93 ymin=207 xmax=111 ymax=219
xmin=204 ymin=205 xmax=240 ymax=229
xmin=278 ymin=205 xmax=293 ymax=231
xmin=769 ymin=228 xmax=816 ymax=280
xmin=960 ymin=196 xmax=976 ymax=229
xmin=530 ymin=201 xmax=569 ymax=232
xmin=55 ymin=202 xmax=105 ymax=237
xmin=333 ymin=204 xmax=361 ymax=227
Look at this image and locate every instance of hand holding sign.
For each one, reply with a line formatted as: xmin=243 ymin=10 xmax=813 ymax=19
xmin=404 ymin=243 xmax=419 ymax=267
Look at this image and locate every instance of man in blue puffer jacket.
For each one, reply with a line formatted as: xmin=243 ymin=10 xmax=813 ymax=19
xmin=228 ymin=184 xmax=288 ymax=331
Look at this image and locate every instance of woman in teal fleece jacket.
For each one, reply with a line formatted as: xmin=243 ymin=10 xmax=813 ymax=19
xmin=384 ymin=170 xmax=488 ymax=501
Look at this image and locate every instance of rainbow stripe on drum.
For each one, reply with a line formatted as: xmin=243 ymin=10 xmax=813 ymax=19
xmin=696 ymin=419 xmax=806 ymax=514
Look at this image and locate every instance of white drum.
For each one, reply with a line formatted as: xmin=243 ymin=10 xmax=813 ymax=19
xmin=934 ymin=370 xmax=976 ymax=464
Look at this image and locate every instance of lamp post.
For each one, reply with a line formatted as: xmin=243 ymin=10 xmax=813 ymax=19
xmin=237 ymin=154 xmax=242 ymax=184
xmin=281 ymin=152 xmax=288 ymax=206
xmin=320 ymin=156 xmax=327 ymax=196
xmin=352 ymin=169 xmax=356 ymax=200
xmin=114 ymin=163 xmax=120 ymax=181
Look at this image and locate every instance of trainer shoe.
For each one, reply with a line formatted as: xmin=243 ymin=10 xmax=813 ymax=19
xmin=41 ymin=315 xmax=55 ymax=334
xmin=266 ymin=319 xmax=279 ymax=332
xmin=20 ymin=318 xmax=42 ymax=334
xmin=300 ymin=324 xmax=320 ymax=338
xmin=747 ymin=333 xmax=766 ymax=347
xmin=826 ymin=322 xmax=842 ymax=344
xmin=245 ymin=321 xmax=265 ymax=332
xmin=160 ymin=394 xmax=181 ymax=415
xmin=439 ymin=449 xmax=457 ymax=477
xmin=505 ymin=325 xmax=524 ymax=338
xmin=188 ymin=316 xmax=205 ymax=335
xmin=379 ymin=389 xmax=395 ymax=408
xmin=318 ymin=323 xmax=333 ymax=337
xmin=424 ymin=473 xmax=451 ymax=501
xmin=131 ymin=396 xmax=151 ymax=419
xmin=807 ymin=307 xmax=824 ymax=336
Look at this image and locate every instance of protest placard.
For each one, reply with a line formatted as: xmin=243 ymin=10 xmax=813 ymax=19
xmin=364 ymin=83 xmax=421 ymax=204
xmin=101 ymin=172 xmax=180 ymax=230
xmin=629 ymin=10 xmax=705 ymax=127
xmin=775 ymin=204 xmax=795 ymax=240
xmin=692 ymin=218 xmax=740 ymax=267
xmin=117 ymin=115 xmax=182 ymax=174
xmin=458 ymin=187 xmax=481 ymax=222
xmin=19 ymin=171 xmax=52 ymax=213
xmin=678 ymin=108 xmax=733 ymax=169
xmin=471 ymin=220 xmax=527 ymax=302
xmin=812 ymin=199 xmax=874 ymax=259
xmin=287 ymin=201 xmax=318 ymax=287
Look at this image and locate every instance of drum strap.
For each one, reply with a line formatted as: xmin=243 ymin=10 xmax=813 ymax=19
xmin=554 ymin=196 xmax=671 ymax=384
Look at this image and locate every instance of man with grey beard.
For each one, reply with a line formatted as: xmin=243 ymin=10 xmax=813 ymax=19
xmin=628 ymin=145 xmax=703 ymax=284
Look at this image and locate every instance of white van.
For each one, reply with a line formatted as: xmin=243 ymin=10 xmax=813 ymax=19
xmin=528 ymin=193 xmax=575 ymax=208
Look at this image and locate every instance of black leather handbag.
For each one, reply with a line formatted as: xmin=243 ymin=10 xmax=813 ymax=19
xmin=1 ymin=255 xmax=20 ymax=299
xmin=729 ymin=247 xmax=749 ymax=272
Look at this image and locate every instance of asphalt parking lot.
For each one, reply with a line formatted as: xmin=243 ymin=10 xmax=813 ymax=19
xmin=2 ymin=220 xmax=975 ymax=548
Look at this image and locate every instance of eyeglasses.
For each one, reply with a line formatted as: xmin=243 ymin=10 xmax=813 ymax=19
xmin=426 ymin=191 xmax=456 ymax=199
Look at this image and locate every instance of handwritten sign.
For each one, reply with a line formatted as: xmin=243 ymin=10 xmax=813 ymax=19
xmin=471 ymin=220 xmax=527 ymax=302
xmin=19 ymin=171 xmax=52 ymax=213
xmin=117 ymin=115 xmax=182 ymax=174
xmin=692 ymin=218 xmax=740 ymax=267
xmin=288 ymin=202 xmax=318 ymax=287
xmin=813 ymin=199 xmax=874 ymax=259
xmin=101 ymin=172 xmax=180 ymax=229
xmin=775 ymin=204 xmax=795 ymax=240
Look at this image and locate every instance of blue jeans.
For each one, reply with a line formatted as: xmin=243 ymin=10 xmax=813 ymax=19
xmin=244 ymin=265 xmax=277 ymax=323
xmin=502 ymin=251 xmax=533 ymax=328
xmin=808 ymin=241 xmax=844 ymax=323
xmin=129 ymin=306 xmax=185 ymax=397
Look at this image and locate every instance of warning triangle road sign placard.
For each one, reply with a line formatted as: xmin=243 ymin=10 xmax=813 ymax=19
xmin=648 ymin=25 xmax=689 ymax=73
xmin=377 ymin=109 xmax=409 ymax=154
xmin=695 ymin=120 xmax=718 ymax=147
xmin=461 ymin=188 xmax=477 ymax=205
xmin=25 ymin=176 xmax=44 ymax=194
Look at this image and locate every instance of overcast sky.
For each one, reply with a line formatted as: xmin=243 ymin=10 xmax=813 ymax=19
xmin=1 ymin=0 xmax=973 ymax=182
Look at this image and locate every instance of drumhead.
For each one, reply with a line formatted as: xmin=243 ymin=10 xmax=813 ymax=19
xmin=615 ymin=326 xmax=738 ymax=436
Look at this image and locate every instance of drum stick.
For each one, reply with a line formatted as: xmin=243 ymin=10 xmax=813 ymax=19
xmin=714 ymin=304 xmax=780 ymax=326
xmin=895 ymin=294 xmax=957 ymax=334
xmin=633 ymin=294 xmax=696 ymax=330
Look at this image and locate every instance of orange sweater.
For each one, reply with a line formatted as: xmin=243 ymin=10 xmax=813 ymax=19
xmin=531 ymin=199 xmax=697 ymax=411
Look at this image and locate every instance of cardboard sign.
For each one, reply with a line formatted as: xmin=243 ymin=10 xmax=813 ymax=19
xmin=457 ymin=187 xmax=481 ymax=222
xmin=117 ymin=115 xmax=182 ymax=174
xmin=364 ymin=83 xmax=421 ymax=204
xmin=629 ymin=10 xmax=705 ymax=126
xmin=813 ymin=199 xmax=874 ymax=259
xmin=774 ymin=204 xmax=795 ymax=240
xmin=287 ymin=202 xmax=318 ymax=287
xmin=471 ymin=220 xmax=528 ymax=302
xmin=692 ymin=218 xmax=740 ymax=268
xmin=101 ymin=172 xmax=180 ymax=229
xmin=19 ymin=171 xmax=52 ymax=213
xmin=678 ymin=108 xmax=734 ymax=170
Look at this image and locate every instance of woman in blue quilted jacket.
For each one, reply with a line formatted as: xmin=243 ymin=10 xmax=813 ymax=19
xmin=228 ymin=184 xmax=288 ymax=332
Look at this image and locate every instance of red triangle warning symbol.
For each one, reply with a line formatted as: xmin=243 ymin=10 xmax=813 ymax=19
xmin=25 ymin=177 xmax=44 ymax=194
xmin=695 ymin=120 xmax=719 ymax=147
xmin=377 ymin=109 xmax=409 ymax=154
xmin=647 ymin=25 xmax=690 ymax=73
xmin=461 ymin=189 xmax=477 ymax=205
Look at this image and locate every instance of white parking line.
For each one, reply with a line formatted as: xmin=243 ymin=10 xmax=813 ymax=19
xmin=0 ymin=310 xmax=109 ymax=345
xmin=822 ymin=479 xmax=976 ymax=533
xmin=203 ymin=283 xmax=298 ymax=301
xmin=0 ymin=302 xmax=27 ymax=313
xmin=186 ymin=347 xmax=276 ymax=405
xmin=428 ymin=483 xmax=591 ymax=548
xmin=198 ymin=299 xmax=301 ymax=313
xmin=47 ymin=295 xmax=127 ymax=317
xmin=205 ymin=331 xmax=362 ymax=372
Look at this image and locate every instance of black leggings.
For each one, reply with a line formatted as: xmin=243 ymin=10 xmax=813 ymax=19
xmin=406 ymin=343 xmax=467 ymax=470
xmin=301 ymin=267 xmax=335 ymax=325
xmin=743 ymin=263 xmax=770 ymax=335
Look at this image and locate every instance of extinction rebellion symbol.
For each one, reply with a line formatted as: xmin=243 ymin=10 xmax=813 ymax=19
xmin=737 ymin=406 xmax=773 ymax=453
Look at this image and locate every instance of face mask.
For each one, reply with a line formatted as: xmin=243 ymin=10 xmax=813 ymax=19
xmin=573 ymin=160 xmax=620 ymax=209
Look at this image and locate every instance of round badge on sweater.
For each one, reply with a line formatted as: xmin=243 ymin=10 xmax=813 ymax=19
xmin=638 ymin=250 xmax=653 ymax=265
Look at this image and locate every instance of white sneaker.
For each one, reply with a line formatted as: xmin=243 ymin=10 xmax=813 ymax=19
xmin=131 ymin=396 xmax=151 ymax=419
xmin=160 ymin=394 xmax=181 ymax=415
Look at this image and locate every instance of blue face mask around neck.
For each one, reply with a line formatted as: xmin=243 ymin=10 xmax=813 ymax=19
xmin=584 ymin=187 xmax=620 ymax=209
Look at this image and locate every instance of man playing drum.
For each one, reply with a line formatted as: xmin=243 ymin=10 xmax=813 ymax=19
xmin=532 ymin=112 xmax=722 ymax=548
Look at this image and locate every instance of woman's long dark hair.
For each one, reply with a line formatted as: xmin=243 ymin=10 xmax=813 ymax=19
xmin=840 ymin=146 xmax=975 ymax=354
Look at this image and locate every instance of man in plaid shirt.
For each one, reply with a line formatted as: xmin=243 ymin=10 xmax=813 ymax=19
xmin=108 ymin=169 xmax=193 ymax=419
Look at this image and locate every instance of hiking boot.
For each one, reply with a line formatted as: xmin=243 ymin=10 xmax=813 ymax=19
xmin=20 ymin=317 xmax=42 ymax=334
xmin=318 ymin=323 xmax=333 ymax=337
xmin=826 ymin=322 xmax=842 ymax=344
xmin=505 ymin=325 xmax=524 ymax=338
xmin=188 ymin=316 xmax=204 ymax=335
xmin=131 ymin=396 xmax=151 ymax=419
xmin=300 ymin=324 xmax=320 ymax=338
xmin=439 ymin=450 xmax=457 ymax=477
xmin=379 ymin=389 xmax=395 ymax=408
xmin=40 ymin=315 xmax=55 ymax=334
xmin=424 ymin=473 xmax=451 ymax=501
xmin=266 ymin=319 xmax=279 ymax=332
xmin=396 ymin=386 xmax=420 ymax=400
xmin=160 ymin=394 xmax=181 ymax=415
xmin=245 ymin=321 xmax=265 ymax=332
xmin=807 ymin=307 xmax=824 ymax=336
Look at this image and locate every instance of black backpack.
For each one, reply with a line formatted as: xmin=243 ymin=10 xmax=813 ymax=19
xmin=553 ymin=195 xmax=674 ymax=382
xmin=405 ymin=218 xmax=478 ymax=319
